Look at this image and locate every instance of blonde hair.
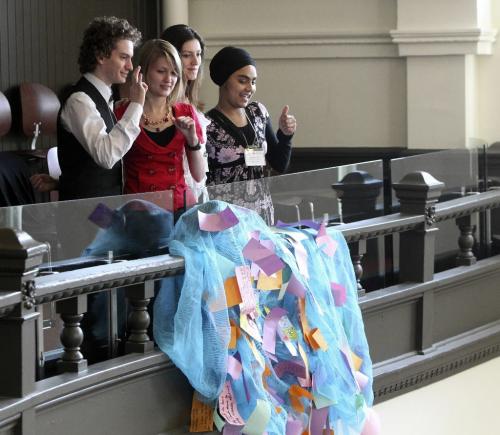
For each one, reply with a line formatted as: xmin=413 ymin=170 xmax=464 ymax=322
xmin=138 ymin=39 xmax=184 ymax=104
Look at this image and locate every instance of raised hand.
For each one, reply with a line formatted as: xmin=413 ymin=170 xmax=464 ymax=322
xmin=128 ymin=66 xmax=148 ymax=106
xmin=172 ymin=115 xmax=199 ymax=148
xmin=278 ymin=105 xmax=297 ymax=136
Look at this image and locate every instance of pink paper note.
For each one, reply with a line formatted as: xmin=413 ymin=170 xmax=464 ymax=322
xmin=331 ymin=282 xmax=347 ymax=306
xmin=298 ymin=376 xmax=311 ymax=388
xmin=355 ymin=370 xmax=369 ymax=390
xmin=243 ymin=238 xmax=271 ymax=261
xmin=223 ymin=424 xmax=244 ymax=435
xmin=198 ymin=206 xmax=239 ymax=232
xmin=263 ymin=307 xmax=287 ymax=354
xmin=316 ymin=223 xmax=338 ymax=257
xmin=219 ymin=381 xmax=245 ymax=426
xmin=277 ymin=316 xmax=298 ymax=356
xmin=286 ymin=418 xmax=303 ymax=435
xmin=250 ymin=262 xmax=261 ymax=280
xmin=273 ymin=360 xmax=306 ymax=379
xmin=227 ymin=355 xmax=242 ymax=380
xmin=242 ymin=238 xmax=285 ymax=276
xmin=258 ymin=255 xmax=285 ymax=277
xmin=261 ymin=239 xmax=275 ymax=251
xmin=249 ymin=230 xmax=260 ymax=240
xmin=309 ymin=406 xmax=329 ymax=435
xmin=265 ymin=351 xmax=279 ymax=363
xmin=236 ymin=265 xmax=256 ymax=315
xmin=286 ymin=273 xmax=306 ymax=298
xmin=240 ymin=314 xmax=262 ymax=343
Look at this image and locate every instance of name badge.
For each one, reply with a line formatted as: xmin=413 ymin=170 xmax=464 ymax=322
xmin=244 ymin=148 xmax=266 ymax=167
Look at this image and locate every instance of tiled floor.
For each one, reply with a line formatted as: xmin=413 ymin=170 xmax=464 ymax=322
xmin=374 ymin=356 xmax=500 ymax=435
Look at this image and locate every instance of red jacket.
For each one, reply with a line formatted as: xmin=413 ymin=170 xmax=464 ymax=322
xmin=115 ymin=101 xmax=202 ymax=211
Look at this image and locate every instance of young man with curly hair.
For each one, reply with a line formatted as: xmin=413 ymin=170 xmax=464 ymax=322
xmin=57 ymin=16 xmax=148 ymax=200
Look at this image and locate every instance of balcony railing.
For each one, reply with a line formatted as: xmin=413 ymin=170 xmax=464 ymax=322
xmin=1 ymin=153 xmax=500 ymax=433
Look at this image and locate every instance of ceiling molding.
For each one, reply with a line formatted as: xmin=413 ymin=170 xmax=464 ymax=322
xmin=390 ymin=28 xmax=498 ymax=56
xmin=204 ymin=31 xmax=398 ymax=59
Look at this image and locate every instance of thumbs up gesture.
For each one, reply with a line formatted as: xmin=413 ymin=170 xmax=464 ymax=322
xmin=278 ymin=105 xmax=297 ymax=136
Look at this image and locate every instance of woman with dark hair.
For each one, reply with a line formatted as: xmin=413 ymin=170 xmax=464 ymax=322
xmin=160 ymin=24 xmax=205 ymax=110
xmin=115 ymin=39 xmax=205 ymax=211
xmin=161 ymin=24 xmax=209 ymax=202
xmin=205 ymin=46 xmax=297 ymax=224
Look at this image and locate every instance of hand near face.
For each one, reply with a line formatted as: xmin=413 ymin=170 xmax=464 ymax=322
xmin=172 ymin=115 xmax=198 ymax=147
xmin=128 ymin=66 xmax=148 ymax=106
xmin=278 ymin=105 xmax=297 ymax=136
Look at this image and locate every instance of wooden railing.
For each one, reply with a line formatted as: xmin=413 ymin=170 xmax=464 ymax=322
xmin=1 ymin=171 xmax=500 ymax=434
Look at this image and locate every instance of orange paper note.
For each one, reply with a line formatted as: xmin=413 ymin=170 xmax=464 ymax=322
xmin=190 ymin=393 xmax=214 ymax=432
xmin=224 ymin=276 xmax=242 ymax=307
xmin=298 ymin=298 xmax=313 ymax=348
xmin=351 ymin=351 xmax=363 ymax=372
xmin=228 ymin=320 xmax=241 ymax=349
xmin=289 ymin=384 xmax=313 ymax=413
xmin=308 ymin=328 xmax=328 ymax=351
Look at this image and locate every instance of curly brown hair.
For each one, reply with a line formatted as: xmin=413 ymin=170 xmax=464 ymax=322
xmin=78 ymin=16 xmax=142 ymax=74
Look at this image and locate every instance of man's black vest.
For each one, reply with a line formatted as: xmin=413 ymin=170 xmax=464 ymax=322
xmin=57 ymin=77 xmax=122 ymax=200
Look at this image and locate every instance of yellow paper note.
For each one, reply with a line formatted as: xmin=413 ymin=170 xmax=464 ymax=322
xmin=257 ymin=269 xmax=283 ymax=291
xmin=240 ymin=313 xmax=262 ymax=343
xmin=298 ymin=343 xmax=311 ymax=386
xmin=246 ymin=336 xmax=265 ymax=368
xmin=351 ymin=351 xmax=363 ymax=372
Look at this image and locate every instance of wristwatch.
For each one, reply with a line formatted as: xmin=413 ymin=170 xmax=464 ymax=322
xmin=186 ymin=141 xmax=201 ymax=151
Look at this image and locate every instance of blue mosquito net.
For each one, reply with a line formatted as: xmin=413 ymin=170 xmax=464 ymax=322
xmin=154 ymin=200 xmax=374 ymax=434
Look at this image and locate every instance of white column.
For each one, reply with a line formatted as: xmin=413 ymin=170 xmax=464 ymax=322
xmin=161 ymin=0 xmax=189 ymax=29
xmin=392 ymin=0 xmax=496 ymax=149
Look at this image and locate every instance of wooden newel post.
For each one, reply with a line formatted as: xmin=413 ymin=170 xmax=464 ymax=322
xmin=332 ymin=170 xmax=383 ymax=222
xmin=333 ymin=171 xmax=384 ymax=293
xmin=125 ymin=281 xmax=155 ymax=353
xmin=393 ymin=172 xmax=444 ymax=283
xmin=0 ymin=228 xmax=47 ymax=397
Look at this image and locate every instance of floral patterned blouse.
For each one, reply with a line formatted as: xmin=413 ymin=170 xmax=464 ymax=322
xmin=205 ymin=101 xmax=293 ymax=225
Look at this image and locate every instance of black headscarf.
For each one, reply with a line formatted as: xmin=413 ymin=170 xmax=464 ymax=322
xmin=209 ymin=46 xmax=256 ymax=86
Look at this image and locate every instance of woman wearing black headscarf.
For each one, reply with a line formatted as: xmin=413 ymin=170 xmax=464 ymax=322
xmin=205 ymin=46 xmax=297 ymax=224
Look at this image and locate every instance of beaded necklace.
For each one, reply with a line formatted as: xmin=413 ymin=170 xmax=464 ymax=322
xmin=142 ymin=107 xmax=171 ymax=132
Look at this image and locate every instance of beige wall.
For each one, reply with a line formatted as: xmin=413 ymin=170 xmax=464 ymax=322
xmin=190 ymin=0 xmax=407 ymax=149
xmin=477 ymin=1 xmax=500 ymax=145
xmin=190 ymin=0 xmax=397 ymax=33
xmin=187 ymin=0 xmax=499 ymax=149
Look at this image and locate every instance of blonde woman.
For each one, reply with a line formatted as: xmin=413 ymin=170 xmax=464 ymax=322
xmin=115 ymin=39 xmax=205 ymax=211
